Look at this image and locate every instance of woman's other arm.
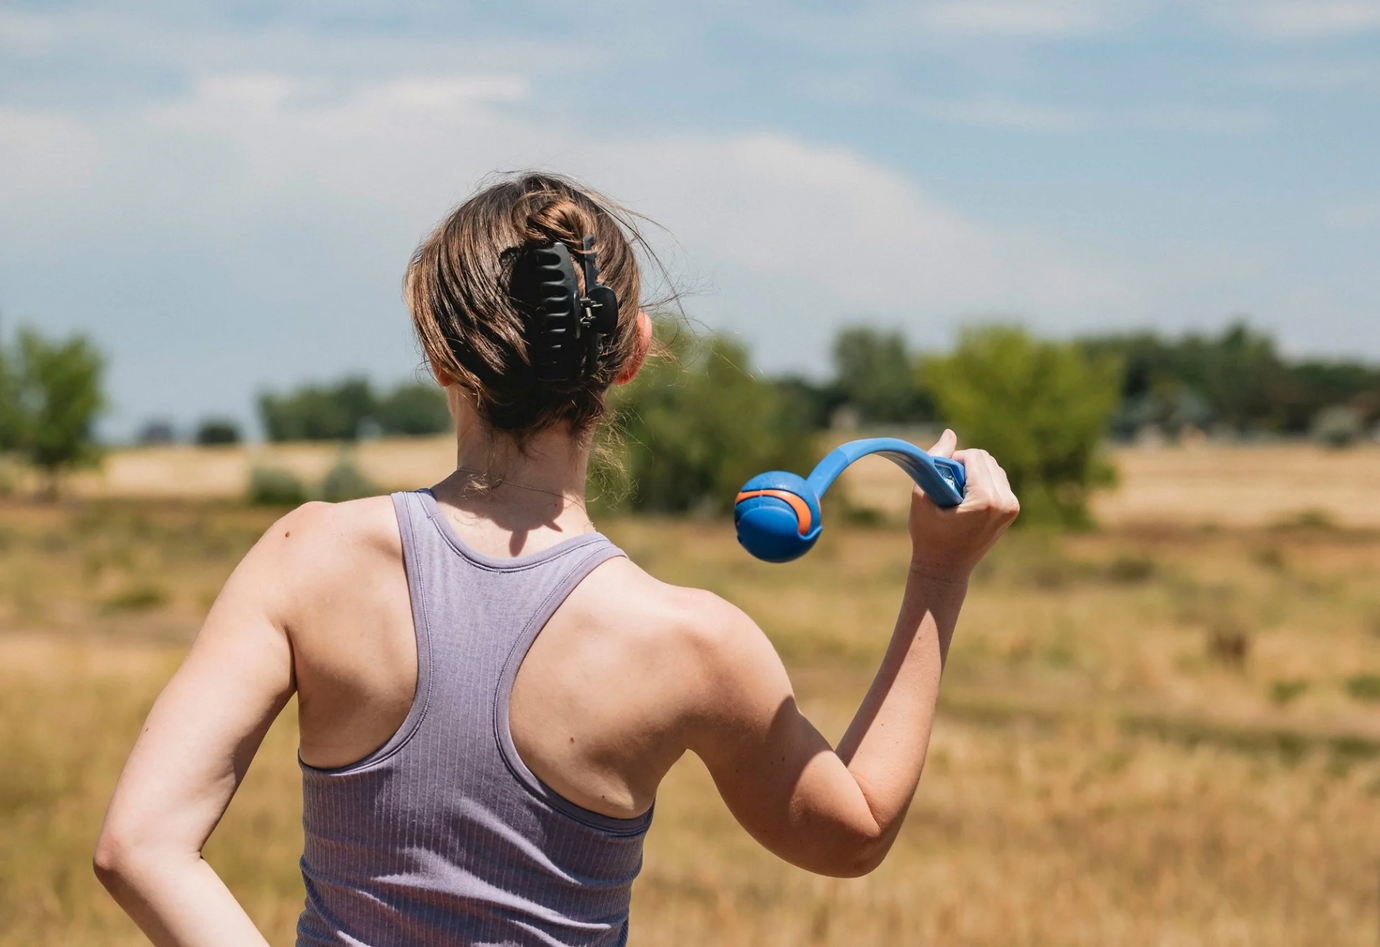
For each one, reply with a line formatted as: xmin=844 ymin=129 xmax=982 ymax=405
xmin=92 ymin=508 xmax=315 ymax=947
xmin=685 ymin=431 xmax=1018 ymax=876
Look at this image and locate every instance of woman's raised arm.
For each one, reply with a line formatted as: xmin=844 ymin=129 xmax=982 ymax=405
xmin=685 ymin=432 xmax=1018 ymax=876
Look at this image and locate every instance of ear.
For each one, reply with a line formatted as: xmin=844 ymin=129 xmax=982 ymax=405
xmin=614 ymin=311 xmax=653 ymax=386
xmin=428 ymin=354 xmax=455 ymax=388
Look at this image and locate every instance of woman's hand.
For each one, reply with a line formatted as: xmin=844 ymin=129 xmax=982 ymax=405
xmin=908 ymin=429 xmax=1020 ymax=583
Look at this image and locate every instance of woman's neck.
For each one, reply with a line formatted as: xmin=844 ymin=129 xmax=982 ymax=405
xmin=428 ymin=399 xmax=595 ymax=558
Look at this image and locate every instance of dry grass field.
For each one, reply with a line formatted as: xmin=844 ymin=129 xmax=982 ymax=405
xmin=4 ymin=445 xmax=1380 ymax=945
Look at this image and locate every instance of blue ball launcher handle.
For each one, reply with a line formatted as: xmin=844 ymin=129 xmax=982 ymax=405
xmin=806 ymin=437 xmax=966 ymax=508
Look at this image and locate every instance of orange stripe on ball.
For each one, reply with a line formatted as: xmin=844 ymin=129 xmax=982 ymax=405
xmin=734 ymin=489 xmax=813 ymax=536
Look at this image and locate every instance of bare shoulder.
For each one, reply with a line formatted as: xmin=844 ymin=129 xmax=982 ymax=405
xmin=236 ymin=496 xmax=403 ymax=621
xmin=571 ymin=556 xmax=786 ymax=703
xmin=258 ymin=496 xmax=398 ymax=567
xmin=578 ymin=556 xmax=747 ymax=642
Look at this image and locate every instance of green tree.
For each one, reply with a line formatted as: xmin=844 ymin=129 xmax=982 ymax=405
xmin=258 ymin=377 xmax=376 ymax=441
xmin=195 ymin=418 xmax=242 ymax=445
xmin=0 ymin=339 xmax=17 ymax=452
xmin=375 ymin=382 xmax=451 ymax=436
xmin=607 ymin=326 xmax=816 ymax=514
xmin=1080 ymin=320 xmax=1380 ymax=438
xmin=9 ymin=329 xmax=105 ymax=496
xmin=832 ymin=325 xmax=932 ymax=425
xmin=925 ymin=325 xmax=1120 ymax=528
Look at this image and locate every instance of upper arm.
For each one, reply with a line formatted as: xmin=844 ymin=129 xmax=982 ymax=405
xmin=679 ymin=595 xmax=884 ymax=877
xmin=97 ymin=505 xmax=313 ymax=862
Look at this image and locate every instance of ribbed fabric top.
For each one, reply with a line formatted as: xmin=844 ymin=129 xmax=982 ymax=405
xmin=296 ymin=489 xmax=652 ymax=947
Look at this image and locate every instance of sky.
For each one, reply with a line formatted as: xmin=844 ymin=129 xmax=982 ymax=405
xmin=1 ymin=1 xmax=1378 ymax=438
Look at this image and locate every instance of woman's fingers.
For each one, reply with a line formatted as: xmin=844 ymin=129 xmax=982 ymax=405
xmin=927 ymin=440 xmax=1018 ymax=522
xmin=927 ymin=428 xmax=958 ymax=459
xmin=949 ymin=450 xmax=1010 ymax=514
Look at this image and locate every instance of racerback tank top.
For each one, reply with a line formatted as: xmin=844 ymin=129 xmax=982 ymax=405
xmin=296 ymin=489 xmax=653 ymax=947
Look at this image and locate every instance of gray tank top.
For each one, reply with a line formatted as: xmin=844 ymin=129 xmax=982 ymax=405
xmin=296 ymin=489 xmax=652 ymax=947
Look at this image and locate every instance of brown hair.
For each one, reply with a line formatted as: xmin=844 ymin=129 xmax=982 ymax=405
xmin=405 ymin=172 xmax=651 ymax=439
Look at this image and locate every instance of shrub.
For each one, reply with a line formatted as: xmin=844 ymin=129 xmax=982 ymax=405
xmin=103 ymin=583 xmax=168 ymax=613
xmin=1344 ymin=674 xmax=1380 ymax=702
xmin=137 ymin=420 xmax=177 ymax=445
xmin=832 ymin=325 xmax=932 ymax=425
xmin=257 ymin=377 xmax=451 ymax=442
xmin=1310 ymin=404 xmax=1363 ymax=448
xmin=320 ymin=456 xmax=378 ymax=503
xmin=1104 ymin=554 xmax=1155 ymax=584
xmin=923 ymin=325 xmax=1121 ymax=528
xmin=247 ymin=467 xmax=308 ymax=506
xmin=1269 ymin=679 xmax=1308 ymax=706
xmin=258 ymin=377 xmax=375 ymax=442
xmin=606 ymin=326 xmax=815 ymax=515
xmin=374 ymin=383 xmax=451 ymax=436
xmin=196 ymin=418 xmax=242 ymax=445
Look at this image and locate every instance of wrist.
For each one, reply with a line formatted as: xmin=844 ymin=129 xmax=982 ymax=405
xmin=906 ymin=558 xmax=972 ymax=592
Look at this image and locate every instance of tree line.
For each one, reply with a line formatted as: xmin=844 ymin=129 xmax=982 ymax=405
xmin=610 ymin=319 xmax=1378 ymax=525
xmin=4 ymin=317 xmax=1377 ymax=524
xmin=785 ymin=320 xmax=1380 ymax=442
xmin=250 ymin=320 xmax=1380 ymax=448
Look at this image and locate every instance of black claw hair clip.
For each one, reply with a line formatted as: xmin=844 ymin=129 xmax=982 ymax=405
xmin=514 ymin=235 xmax=620 ymax=382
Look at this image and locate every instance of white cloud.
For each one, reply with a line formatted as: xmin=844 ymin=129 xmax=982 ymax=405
xmin=1214 ymin=1 xmax=1380 ymax=39
xmin=1131 ymin=104 xmax=1276 ymax=134
xmin=1326 ymin=201 xmax=1380 ymax=228
xmin=917 ymin=96 xmax=1093 ymax=131
xmin=0 ymin=70 xmax=1132 ymax=386
xmin=918 ymin=0 xmax=1131 ymax=38
xmin=0 ymin=108 xmax=104 ymax=201
xmin=1238 ymin=60 xmax=1380 ymax=90
xmin=142 ymin=73 xmax=537 ymax=208
xmin=149 ymin=72 xmax=1126 ymax=318
xmin=594 ymin=132 xmax=1128 ymax=321
xmin=912 ymin=97 xmax=1273 ymax=135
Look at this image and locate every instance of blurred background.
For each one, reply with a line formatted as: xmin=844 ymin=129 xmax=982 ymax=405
xmin=2 ymin=2 xmax=1379 ymax=945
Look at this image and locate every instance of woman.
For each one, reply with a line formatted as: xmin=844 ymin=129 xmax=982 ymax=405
xmin=94 ymin=173 xmax=1019 ymax=946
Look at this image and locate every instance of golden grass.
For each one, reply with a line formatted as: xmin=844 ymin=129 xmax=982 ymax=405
xmin=59 ymin=438 xmax=457 ymax=501
xmin=3 ymin=498 xmax=1380 ymax=945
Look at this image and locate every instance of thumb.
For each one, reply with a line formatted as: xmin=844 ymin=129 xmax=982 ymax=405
xmin=928 ymin=428 xmax=957 ymax=459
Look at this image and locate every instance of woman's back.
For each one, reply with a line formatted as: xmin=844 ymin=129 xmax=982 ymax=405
xmin=295 ymin=490 xmax=650 ymax=946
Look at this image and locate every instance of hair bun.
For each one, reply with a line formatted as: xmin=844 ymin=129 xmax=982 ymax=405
xmin=522 ymin=197 xmax=596 ymax=253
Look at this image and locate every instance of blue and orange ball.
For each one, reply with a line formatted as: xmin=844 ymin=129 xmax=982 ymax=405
xmin=733 ymin=472 xmax=822 ymax=563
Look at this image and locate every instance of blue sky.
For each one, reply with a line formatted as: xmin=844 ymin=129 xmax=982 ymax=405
xmin=1 ymin=1 xmax=1378 ymax=437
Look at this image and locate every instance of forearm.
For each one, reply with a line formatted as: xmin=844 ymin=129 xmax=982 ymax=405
xmin=95 ymin=849 xmax=269 ymax=947
xmin=835 ymin=566 xmax=968 ymax=847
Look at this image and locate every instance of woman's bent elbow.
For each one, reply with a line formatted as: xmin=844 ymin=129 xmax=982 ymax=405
xmin=93 ymin=830 xmax=129 ymax=890
xmin=831 ymin=844 xmax=889 ymax=878
xmin=93 ymin=825 xmax=157 ymax=892
xmin=800 ymin=830 xmax=893 ymax=878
